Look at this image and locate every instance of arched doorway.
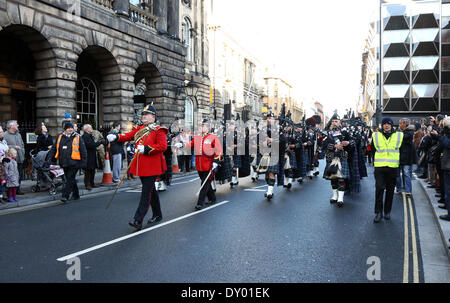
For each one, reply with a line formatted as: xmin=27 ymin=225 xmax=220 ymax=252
xmin=76 ymin=46 xmax=121 ymax=130
xmin=0 ymin=25 xmax=56 ymax=175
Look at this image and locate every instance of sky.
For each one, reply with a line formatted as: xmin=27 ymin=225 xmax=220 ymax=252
xmin=212 ymin=0 xmax=379 ymax=118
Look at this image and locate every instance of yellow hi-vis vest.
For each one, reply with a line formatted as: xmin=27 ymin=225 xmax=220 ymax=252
xmin=55 ymin=134 xmax=81 ymax=160
xmin=373 ymin=131 xmax=404 ymax=168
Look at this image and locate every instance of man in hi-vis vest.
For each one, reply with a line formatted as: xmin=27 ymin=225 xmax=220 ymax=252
xmin=371 ymin=117 xmax=404 ymax=223
xmin=49 ymin=122 xmax=87 ymax=203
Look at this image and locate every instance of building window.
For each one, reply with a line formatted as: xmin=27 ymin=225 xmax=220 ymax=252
xmin=182 ymin=17 xmax=194 ymax=62
xmin=76 ymin=77 xmax=98 ymax=127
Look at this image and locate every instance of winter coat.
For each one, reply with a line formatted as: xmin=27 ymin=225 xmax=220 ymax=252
xmin=3 ymin=158 xmax=19 ymax=187
xmin=36 ymin=134 xmax=54 ymax=154
xmin=82 ymin=133 xmax=103 ymax=170
xmin=109 ymin=130 xmax=124 ymax=156
xmin=0 ymin=138 xmax=8 ymax=158
xmin=3 ymin=131 xmax=25 ymax=164
xmin=48 ymin=133 xmax=88 ymax=169
xmin=440 ymin=135 xmax=450 ymax=171
xmin=399 ymin=125 xmax=417 ymax=166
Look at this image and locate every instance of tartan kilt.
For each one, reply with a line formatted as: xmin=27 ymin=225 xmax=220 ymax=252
xmin=284 ymin=152 xmax=297 ymax=170
xmin=238 ymin=155 xmax=251 ymax=178
xmin=323 ymin=158 xmax=350 ymax=180
xmin=232 ymin=155 xmax=242 ymax=168
xmin=215 ymin=155 xmax=233 ymax=184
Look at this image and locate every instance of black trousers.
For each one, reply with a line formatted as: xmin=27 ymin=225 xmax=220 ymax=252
xmin=84 ymin=169 xmax=95 ymax=187
xmin=62 ymin=167 xmax=80 ymax=199
xmin=374 ymin=167 xmax=398 ymax=214
xmin=134 ymin=176 xmax=162 ymax=223
xmin=197 ymin=170 xmax=216 ymax=206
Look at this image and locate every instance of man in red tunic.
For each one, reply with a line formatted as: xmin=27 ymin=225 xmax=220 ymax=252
xmin=107 ymin=104 xmax=168 ymax=230
xmin=177 ymin=119 xmax=223 ymax=210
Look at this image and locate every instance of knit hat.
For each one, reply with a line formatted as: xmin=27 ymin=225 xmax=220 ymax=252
xmin=381 ymin=117 xmax=394 ymax=126
xmin=64 ymin=113 xmax=72 ymax=119
xmin=63 ymin=122 xmax=74 ymax=130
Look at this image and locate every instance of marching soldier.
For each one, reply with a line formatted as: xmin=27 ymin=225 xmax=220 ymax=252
xmin=322 ymin=113 xmax=352 ymax=208
xmin=260 ymin=112 xmax=287 ymax=200
xmin=177 ymin=119 xmax=223 ymax=210
xmin=107 ymin=104 xmax=168 ymax=230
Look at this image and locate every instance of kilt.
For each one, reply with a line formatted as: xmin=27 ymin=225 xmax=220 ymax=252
xmin=238 ymin=155 xmax=251 ymax=178
xmin=284 ymin=152 xmax=297 ymax=170
xmin=215 ymin=155 xmax=233 ymax=184
xmin=323 ymin=158 xmax=350 ymax=180
xmin=232 ymin=155 xmax=242 ymax=168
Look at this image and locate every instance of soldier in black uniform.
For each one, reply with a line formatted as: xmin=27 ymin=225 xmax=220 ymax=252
xmin=322 ymin=113 xmax=353 ymax=208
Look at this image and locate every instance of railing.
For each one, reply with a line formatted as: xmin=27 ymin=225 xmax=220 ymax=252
xmin=90 ymin=0 xmax=113 ymax=10
xmin=129 ymin=3 xmax=158 ymax=29
xmin=87 ymin=0 xmax=158 ymax=29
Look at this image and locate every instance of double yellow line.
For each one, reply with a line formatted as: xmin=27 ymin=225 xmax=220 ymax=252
xmin=402 ymin=192 xmax=419 ymax=283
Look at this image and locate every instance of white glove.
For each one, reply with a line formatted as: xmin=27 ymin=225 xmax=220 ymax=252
xmin=213 ymin=162 xmax=219 ymax=170
xmin=137 ymin=145 xmax=145 ymax=154
xmin=174 ymin=142 xmax=183 ymax=148
xmin=107 ymin=134 xmax=117 ymax=142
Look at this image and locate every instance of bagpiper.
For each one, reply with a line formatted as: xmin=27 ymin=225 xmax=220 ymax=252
xmin=322 ymin=113 xmax=352 ymax=208
xmin=258 ymin=110 xmax=287 ymax=200
xmin=107 ymin=104 xmax=168 ymax=230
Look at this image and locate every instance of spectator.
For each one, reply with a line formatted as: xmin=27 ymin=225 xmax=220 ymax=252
xmin=92 ymin=127 xmax=105 ymax=170
xmin=417 ymin=127 xmax=431 ymax=180
xmin=3 ymin=120 xmax=25 ymax=195
xmin=437 ymin=120 xmax=450 ymax=222
xmin=82 ymin=124 xmax=105 ymax=190
xmin=48 ymin=122 xmax=87 ymax=203
xmin=396 ymin=118 xmax=416 ymax=197
xmin=108 ymin=122 xmax=124 ymax=183
xmin=0 ymin=126 xmax=8 ymax=201
xmin=34 ymin=123 xmax=54 ymax=154
xmin=3 ymin=148 xmax=20 ymax=202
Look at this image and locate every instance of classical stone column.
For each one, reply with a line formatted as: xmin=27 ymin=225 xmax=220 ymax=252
xmin=153 ymin=0 xmax=168 ymax=33
xmin=167 ymin=0 xmax=179 ymax=38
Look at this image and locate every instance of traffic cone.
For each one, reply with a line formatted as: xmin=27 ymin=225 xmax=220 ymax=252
xmin=172 ymin=153 xmax=180 ymax=173
xmin=102 ymin=149 xmax=114 ymax=185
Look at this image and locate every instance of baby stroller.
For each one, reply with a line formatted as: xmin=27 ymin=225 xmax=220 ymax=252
xmin=30 ymin=149 xmax=65 ymax=196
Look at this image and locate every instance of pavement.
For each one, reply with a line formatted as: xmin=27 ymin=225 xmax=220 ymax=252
xmin=414 ymin=173 xmax=450 ymax=260
xmin=0 ymin=167 xmax=197 ymax=215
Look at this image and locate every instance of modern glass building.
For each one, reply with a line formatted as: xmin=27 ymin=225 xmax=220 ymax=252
xmin=378 ymin=0 xmax=450 ymax=122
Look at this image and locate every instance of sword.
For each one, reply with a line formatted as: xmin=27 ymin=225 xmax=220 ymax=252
xmin=105 ymin=151 xmax=139 ymax=210
xmin=196 ymin=169 xmax=213 ymax=197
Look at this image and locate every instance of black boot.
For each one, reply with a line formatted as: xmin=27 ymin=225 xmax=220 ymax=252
xmin=128 ymin=220 xmax=143 ymax=230
xmin=374 ymin=213 xmax=382 ymax=223
xmin=148 ymin=215 xmax=162 ymax=224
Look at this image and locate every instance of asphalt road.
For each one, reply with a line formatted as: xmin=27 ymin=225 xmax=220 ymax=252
xmin=0 ymin=161 xmax=424 ymax=283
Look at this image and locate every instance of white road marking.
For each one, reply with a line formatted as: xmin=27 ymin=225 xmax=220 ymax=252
xmin=244 ymin=189 xmax=267 ymax=192
xmin=171 ymin=177 xmax=199 ymax=186
xmin=56 ymin=200 xmax=230 ymax=262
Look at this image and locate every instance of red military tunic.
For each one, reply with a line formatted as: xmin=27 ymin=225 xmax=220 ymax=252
xmin=118 ymin=125 xmax=168 ymax=177
xmin=188 ymin=133 xmax=223 ymax=172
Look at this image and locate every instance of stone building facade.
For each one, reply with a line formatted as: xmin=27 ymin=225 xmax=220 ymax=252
xmin=207 ymin=25 xmax=264 ymax=122
xmin=179 ymin=0 xmax=211 ymax=128
xmin=263 ymin=76 xmax=304 ymax=124
xmin=0 ymin=0 xmax=194 ymax=140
